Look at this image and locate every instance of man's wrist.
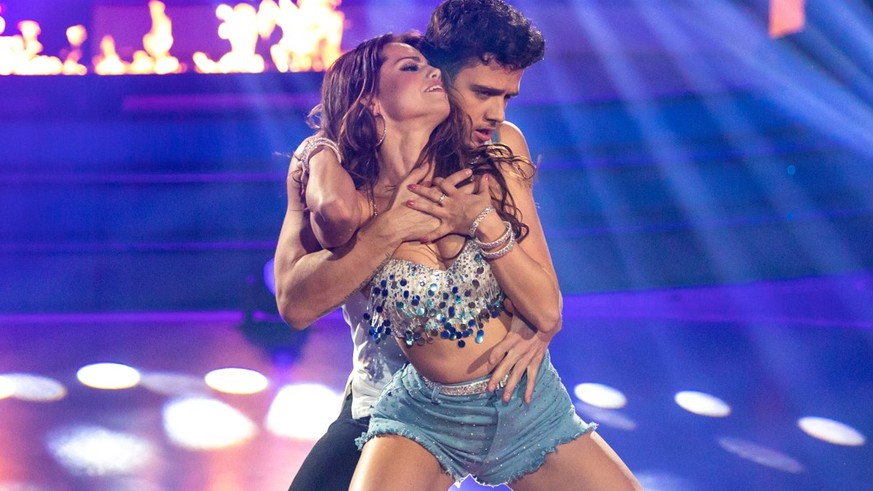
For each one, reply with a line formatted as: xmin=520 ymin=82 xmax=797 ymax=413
xmin=357 ymin=214 xmax=402 ymax=259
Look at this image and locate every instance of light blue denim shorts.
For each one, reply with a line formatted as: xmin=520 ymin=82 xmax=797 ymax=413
xmin=355 ymin=352 xmax=597 ymax=486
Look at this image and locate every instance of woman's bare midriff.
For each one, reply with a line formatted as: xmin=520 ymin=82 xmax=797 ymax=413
xmin=383 ymin=235 xmax=511 ymax=384
xmin=399 ymin=310 xmax=511 ymax=384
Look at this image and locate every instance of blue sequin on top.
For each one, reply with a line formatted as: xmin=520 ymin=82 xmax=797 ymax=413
xmin=364 ymin=241 xmax=504 ymax=348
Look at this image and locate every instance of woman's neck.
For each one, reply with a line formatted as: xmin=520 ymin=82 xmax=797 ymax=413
xmin=376 ymin=124 xmax=433 ymax=187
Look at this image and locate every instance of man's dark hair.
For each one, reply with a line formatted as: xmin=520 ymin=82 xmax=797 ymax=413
xmin=422 ymin=0 xmax=545 ymax=79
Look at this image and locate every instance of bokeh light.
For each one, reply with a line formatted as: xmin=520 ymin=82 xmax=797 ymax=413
xmin=163 ymin=397 xmax=257 ymax=450
xmin=47 ymin=425 xmax=155 ymax=476
xmin=674 ymin=391 xmax=731 ymax=417
xmin=0 ymin=373 xmax=67 ymax=402
xmin=204 ymin=367 xmax=269 ymax=395
xmin=0 ymin=375 xmax=16 ymax=400
xmin=77 ymin=363 xmax=141 ymax=390
xmin=798 ymin=416 xmax=866 ymax=446
xmin=574 ymin=382 xmax=628 ymax=409
xmin=575 ymin=402 xmax=638 ymax=431
xmin=266 ymin=383 xmax=342 ymax=440
xmin=718 ymin=437 xmax=805 ymax=473
xmin=140 ymin=371 xmax=210 ymax=397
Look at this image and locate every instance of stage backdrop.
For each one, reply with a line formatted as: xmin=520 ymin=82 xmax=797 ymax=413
xmin=2 ymin=0 xmax=871 ymax=312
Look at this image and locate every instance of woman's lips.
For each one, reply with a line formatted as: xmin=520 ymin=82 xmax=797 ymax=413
xmin=474 ymin=129 xmax=493 ymax=143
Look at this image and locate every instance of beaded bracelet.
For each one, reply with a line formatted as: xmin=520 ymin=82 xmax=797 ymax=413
xmin=299 ymin=136 xmax=341 ymax=173
xmin=480 ymin=231 xmax=516 ymax=260
xmin=468 ymin=206 xmax=495 ymax=238
xmin=473 ymin=220 xmax=513 ymax=250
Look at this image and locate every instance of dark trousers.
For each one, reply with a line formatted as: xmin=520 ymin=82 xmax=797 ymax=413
xmin=288 ymin=392 xmax=370 ymax=491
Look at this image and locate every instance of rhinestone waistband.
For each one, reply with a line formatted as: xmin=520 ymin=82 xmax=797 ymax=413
xmin=422 ymin=374 xmax=509 ymax=396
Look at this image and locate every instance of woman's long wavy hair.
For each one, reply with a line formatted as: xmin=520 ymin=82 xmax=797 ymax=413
xmin=306 ymin=33 xmax=534 ymax=241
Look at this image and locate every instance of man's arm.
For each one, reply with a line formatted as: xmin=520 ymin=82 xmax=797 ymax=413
xmin=274 ymin=164 xmax=441 ymax=329
xmin=300 ymin=140 xmax=368 ymax=249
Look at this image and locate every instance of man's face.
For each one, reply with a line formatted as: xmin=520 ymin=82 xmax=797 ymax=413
xmin=450 ymin=60 xmax=524 ymax=145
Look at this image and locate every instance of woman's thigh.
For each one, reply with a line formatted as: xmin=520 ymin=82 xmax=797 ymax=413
xmin=510 ymin=432 xmax=641 ymax=491
xmin=350 ymin=435 xmax=456 ymax=491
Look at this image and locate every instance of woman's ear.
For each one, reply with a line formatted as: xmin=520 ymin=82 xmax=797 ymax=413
xmin=368 ymin=99 xmax=382 ymax=118
xmin=361 ymin=92 xmax=382 ymax=117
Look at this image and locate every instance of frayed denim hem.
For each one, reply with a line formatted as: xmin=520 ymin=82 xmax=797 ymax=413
xmin=498 ymin=422 xmax=599 ymax=486
xmin=355 ymin=427 xmax=463 ymax=483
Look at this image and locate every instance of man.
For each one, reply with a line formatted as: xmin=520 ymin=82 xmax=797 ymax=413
xmin=276 ymin=1 xmax=549 ymax=489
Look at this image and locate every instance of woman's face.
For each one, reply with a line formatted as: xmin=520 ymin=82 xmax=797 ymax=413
xmin=372 ymin=42 xmax=449 ymax=127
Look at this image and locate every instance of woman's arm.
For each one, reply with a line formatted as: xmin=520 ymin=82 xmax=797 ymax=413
xmin=483 ymin=122 xmax=561 ymax=332
xmin=408 ymin=126 xmax=562 ymax=335
xmin=485 ymin=122 xmax=564 ymax=402
xmin=405 ymin=122 xmax=562 ymax=402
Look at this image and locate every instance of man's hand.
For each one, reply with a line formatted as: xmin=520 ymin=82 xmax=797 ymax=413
xmin=486 ymin=312 xmax=557 ymax=404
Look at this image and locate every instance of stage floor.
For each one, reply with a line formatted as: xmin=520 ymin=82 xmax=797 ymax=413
xmin=1 ymin=272 xmax=871 ymax=490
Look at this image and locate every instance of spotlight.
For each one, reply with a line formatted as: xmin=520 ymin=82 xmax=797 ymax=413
xmin=163 ymin=397 xmax=257 ymax=450
xmin=798 ymin=416 xmax=866 ymax=446
xmin=266 ymin=383 xmax=342 ymax=440
xmin=204 ymin=367 xmax=269 ymax=395
xmin=77 ymin=363 xmax=141 ymax=390
xmin=573 ymin=382 xmax=628 ymax=409
xmin=674 ymin=390 xmax=731 ymax=417
xmin=1 ymin=373 xmax=67 ymax=401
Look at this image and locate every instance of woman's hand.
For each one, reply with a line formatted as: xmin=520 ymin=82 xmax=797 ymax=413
xmin=405 ymin=168 xmax=493 ymax=243
xmin=486 ymin=312 xmax=557 ymax=404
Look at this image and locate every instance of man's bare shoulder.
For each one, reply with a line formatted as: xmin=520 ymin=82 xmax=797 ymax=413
xmin=497 ymin=121 xmax=531 ymax=158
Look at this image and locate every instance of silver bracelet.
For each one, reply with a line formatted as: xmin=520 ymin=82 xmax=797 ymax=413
xmin=468 ymin=206 xmax=495 ymax=238
xmin=299 ymin=136 xmax=341 ymax=173
xmin=480 ymin=231 xmax=516 ymax=260
xmin=473 ymin=220 xmax=512 ymax=250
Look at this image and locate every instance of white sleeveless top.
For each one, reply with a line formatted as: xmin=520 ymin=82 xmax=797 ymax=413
xmin=343 ymin=292 xmax=407 ymax=419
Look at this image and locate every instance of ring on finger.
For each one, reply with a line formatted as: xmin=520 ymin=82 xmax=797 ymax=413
xmin=438 ymin=193 xmax=447 ymax=205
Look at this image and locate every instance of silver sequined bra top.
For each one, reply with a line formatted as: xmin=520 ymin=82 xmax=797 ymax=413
xmin=364 ymin=241 xmax=505 ymax=348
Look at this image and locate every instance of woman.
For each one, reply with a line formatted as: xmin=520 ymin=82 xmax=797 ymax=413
xmin=286 ymin=33 xmax=641 ymax=490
